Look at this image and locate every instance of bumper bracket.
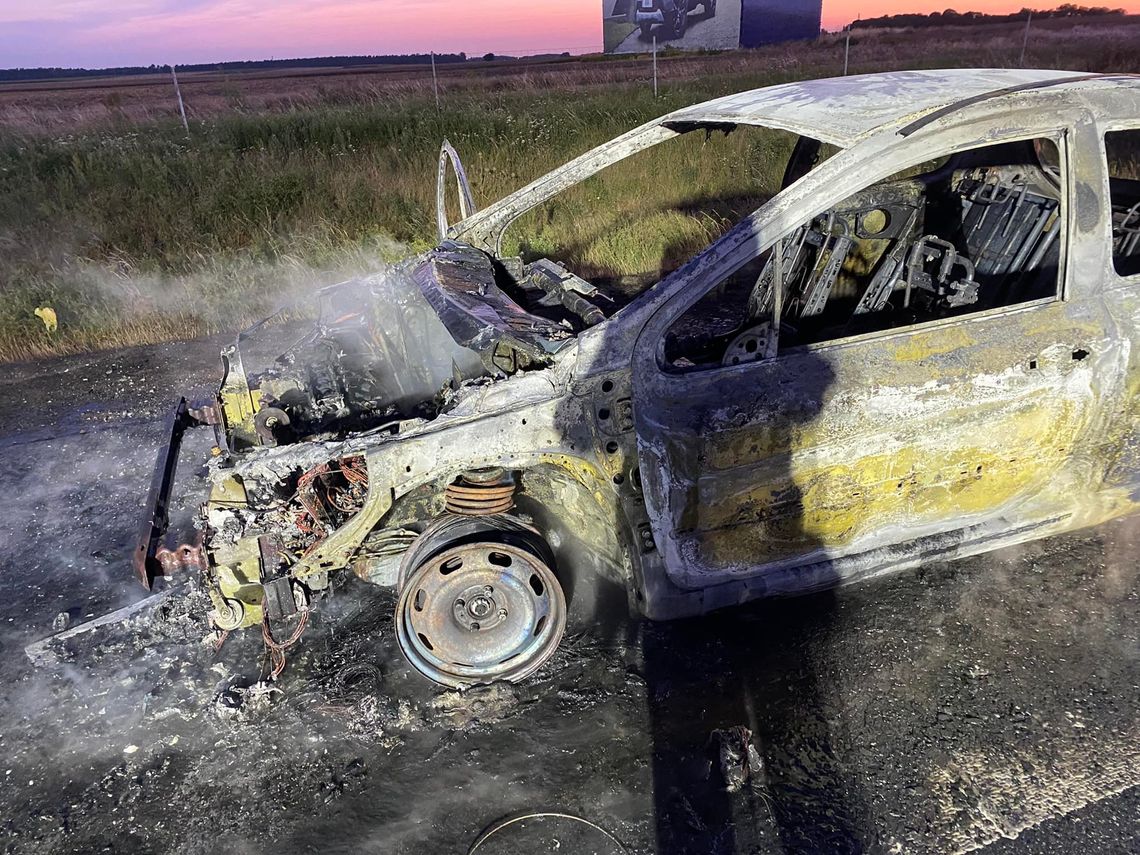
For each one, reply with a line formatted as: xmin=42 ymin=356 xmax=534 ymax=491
xmin=132 ymin=398 xmax=210 ymax=588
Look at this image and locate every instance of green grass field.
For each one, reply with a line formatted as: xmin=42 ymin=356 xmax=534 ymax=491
xmin=1 ymin=19 xmax=1137 ymax=362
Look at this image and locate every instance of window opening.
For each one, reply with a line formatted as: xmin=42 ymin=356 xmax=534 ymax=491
xmin=1104 ymin=129 xmax=1140 ymax=277
xmin=663 ymin=136 xmax=1064 ymax=369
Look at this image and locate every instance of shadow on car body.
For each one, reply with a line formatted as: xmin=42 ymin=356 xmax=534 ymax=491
xmin=631 ymin=351 xmax=866 ymax=852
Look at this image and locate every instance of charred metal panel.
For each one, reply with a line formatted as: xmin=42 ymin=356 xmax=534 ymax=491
xmin=677 ymin=311 xmax=1108 ymax=585
xmin=137 ymin=70 xmax=1140 ymax=644
xmin=411 ymin=242 xmax=574 ymax=372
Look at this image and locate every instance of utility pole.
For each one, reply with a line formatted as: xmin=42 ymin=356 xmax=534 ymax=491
xmin=431 ymin=52 xmax=440 ymax=111
xmin=844 ymin=18 xmax=858 ymax=76
xmin=652 ymin=35 xmax=658 ymax=97
xmin=1019 ymin=11 xmax=1033 ymax=67
xmin=169 ymin=64 xmax=189 ymax=136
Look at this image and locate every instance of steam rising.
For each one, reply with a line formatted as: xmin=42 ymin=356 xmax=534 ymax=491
xmin=341 ymin=268 xmax=486 ymax=413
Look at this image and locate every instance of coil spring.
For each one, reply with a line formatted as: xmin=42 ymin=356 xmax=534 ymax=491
xmin=444 ymin=470 xmax=515 ymax=516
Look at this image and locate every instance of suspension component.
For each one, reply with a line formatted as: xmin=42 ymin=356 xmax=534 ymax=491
xmin=444 ymin=468 xmax=516 ymax=516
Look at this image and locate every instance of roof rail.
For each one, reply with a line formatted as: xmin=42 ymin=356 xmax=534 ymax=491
xmin=898 ymin=73 xmax=1112 ymax=137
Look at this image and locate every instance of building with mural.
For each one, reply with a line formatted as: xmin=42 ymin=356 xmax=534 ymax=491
xmin=603 ymin=0 xmax=822 ymax=54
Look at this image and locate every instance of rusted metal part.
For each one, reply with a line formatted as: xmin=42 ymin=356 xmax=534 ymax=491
xmin=304 ymin=456 xmax=364 ymax=507
xmin=287 ymin=465 xmax=394 ymax=581
xmin=443 ymin=483 xmax=516 ymax=515
xmin=351 ymin=527 xmax=418 ymax=586
xmin=444 ymin=469 xmax=516 ymax=516
xmin=253 ymin=406 xmax=290 ymax=447
xmin=395 ymin=538 xmax=566 ymax=687
xmin=257 ymin=534 xmax=284 ymax=574
xmin=187 ymin=401 xmax=220 ymax=425
xmin=341 ymin=456 xmax=369 ymax=484
xmin=261 ymin=607 xmax=310 ymax=680
xmin=525 ymin=259 xmax=608 ymax=326
xmin=210 ymin=596 xmax=247 ymax=632
xmin=292 ymin=456 xmax=371 ymax=558
xmin=154 ymin=541 xmax=206 ymax=577
xmin=133 ymin=397 xmax=211 ymax=588
xmin=296 ymin=462 xmax=332 ymax=538
xmin=395 ymin=513 xmax=556 ymax=587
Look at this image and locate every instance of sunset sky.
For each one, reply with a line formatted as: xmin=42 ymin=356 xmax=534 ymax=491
xmin=1 ymin=0 xmax=1137 ymax=69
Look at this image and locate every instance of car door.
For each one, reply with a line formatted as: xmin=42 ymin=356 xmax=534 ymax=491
xmin=631 ymin=122 xmax=1115 ymax=596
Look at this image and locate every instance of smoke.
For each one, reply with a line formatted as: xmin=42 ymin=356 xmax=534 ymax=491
xmin=309 ymin=266 xmax=487 ymax=414
xmin=0 ymin=426 xmax=178 ymax=638
xmin=0 ymin=415 xmax=222 ymax=849
xmin=77 ymin=234 xmax=414 ymax=326
xmin=2 ymin=234 xmax=417 ymax=362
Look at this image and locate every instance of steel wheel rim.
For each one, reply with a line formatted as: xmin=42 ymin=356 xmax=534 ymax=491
xmin=396 ymin=541 xmax=566 ymax=688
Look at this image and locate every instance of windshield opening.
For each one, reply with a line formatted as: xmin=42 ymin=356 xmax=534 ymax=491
xmin=499 ymin=122 xmax=835 ymax=309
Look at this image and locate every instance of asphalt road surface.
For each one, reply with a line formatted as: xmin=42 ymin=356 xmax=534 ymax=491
xmin=0 ymin=335 xmax=1137 ymax=854
xmin=613 ymin=0 xmax=742 ymax=54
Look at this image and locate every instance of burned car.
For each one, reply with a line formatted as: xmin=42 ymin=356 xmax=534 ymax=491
xmin=135 ymin=70 xmax=1140 ymax=688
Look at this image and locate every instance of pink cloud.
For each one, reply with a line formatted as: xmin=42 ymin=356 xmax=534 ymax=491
xmin=1 ymin=0 xmax=600 ymax=67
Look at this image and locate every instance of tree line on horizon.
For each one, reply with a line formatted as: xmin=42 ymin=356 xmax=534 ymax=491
xmin=0 ymin=53 xmax=472 ymax=82
xmin=850 ymin=3 xmax=1126 ymax=30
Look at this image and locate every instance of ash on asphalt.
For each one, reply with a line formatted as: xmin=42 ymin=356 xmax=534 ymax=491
xmin=0 ymin=337 xmax=1136 ymax=854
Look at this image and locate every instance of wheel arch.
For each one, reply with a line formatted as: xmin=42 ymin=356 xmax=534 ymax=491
xmin=378 ymin=453 xmax=639 ymax=620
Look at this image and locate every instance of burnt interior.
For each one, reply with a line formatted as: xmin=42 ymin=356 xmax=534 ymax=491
xmin=1106 ymin=128 xmax=1140 ymax=278
xmin=665 ymin=138 xmax=1066 ymax=368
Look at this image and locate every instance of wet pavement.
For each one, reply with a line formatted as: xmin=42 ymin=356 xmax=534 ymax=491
xmin=0 ymin=336 xmax=1136 ymax=854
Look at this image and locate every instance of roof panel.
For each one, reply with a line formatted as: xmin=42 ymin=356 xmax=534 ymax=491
xmin=667 ymin=69 xmax=1080 ymax=146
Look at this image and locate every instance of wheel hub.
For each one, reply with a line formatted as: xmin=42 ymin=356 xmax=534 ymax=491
xmin=452 ymin=584 xmax=507 ymax=631
xmin=395 ymin=540 xmax=566 ymax=688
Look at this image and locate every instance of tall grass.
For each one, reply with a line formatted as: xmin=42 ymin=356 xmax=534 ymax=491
xmin=0 ymin=20 xmax=1137 ymax=362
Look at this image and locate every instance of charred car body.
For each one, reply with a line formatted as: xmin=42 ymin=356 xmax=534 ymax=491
xmin=136 ymin=70 xmax=1140 ymax=688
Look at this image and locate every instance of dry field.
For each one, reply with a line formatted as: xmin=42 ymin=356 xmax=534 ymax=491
xmin=0 ymin=17 xmax=1137 ymax=361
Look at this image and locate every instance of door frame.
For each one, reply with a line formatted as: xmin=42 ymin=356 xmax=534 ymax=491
xmin=631 ymin=106 xmax=1091 ymax=588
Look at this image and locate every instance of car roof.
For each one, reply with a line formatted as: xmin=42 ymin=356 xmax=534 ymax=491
xmin=665 ymin=69 xmax=1137 ymax=147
